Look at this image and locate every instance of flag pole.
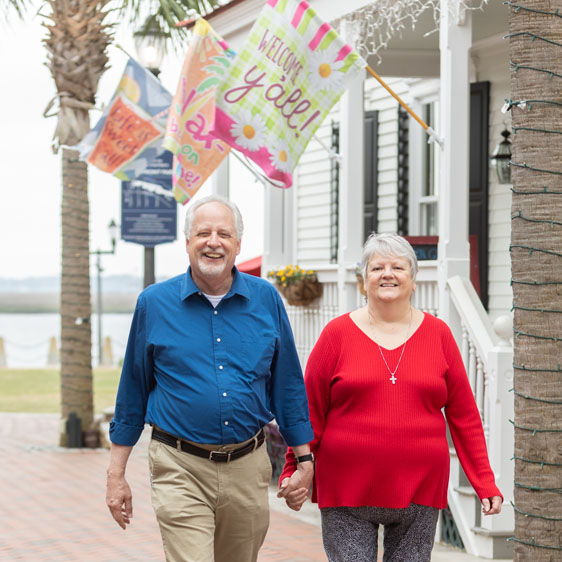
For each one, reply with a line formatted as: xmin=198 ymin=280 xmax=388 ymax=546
xmin=366 ymin=65 xmax=444 ymax=147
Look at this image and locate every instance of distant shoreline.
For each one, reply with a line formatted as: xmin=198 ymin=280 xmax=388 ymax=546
xmin=0 ymin=292 xmax=137 ymax=314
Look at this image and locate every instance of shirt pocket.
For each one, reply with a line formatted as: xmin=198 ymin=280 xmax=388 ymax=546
xmin=239 ymin=333 xmax=276 ymax=377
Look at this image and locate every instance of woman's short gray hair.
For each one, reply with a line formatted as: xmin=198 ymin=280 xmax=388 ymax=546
xmin=183 ymin=195 xmax=244 ymax=240
xmin=361 ymin=232 xmax=418 ymax=281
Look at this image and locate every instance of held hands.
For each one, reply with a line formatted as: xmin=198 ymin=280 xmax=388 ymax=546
xmin=277 ymin=462 xmax=314 ymax=511
xmin=481 ymin=495 xmax=502 ymax=516
xmin=106 ymin=472 xmax=133 ymax=530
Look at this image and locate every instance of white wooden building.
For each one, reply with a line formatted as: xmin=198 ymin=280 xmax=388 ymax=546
xmin=206 ymin=0 xmax=515 ymax=558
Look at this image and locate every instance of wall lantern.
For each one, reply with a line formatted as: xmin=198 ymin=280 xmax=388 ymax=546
xmin=134 ymin=17 xmax=169 ymax=76
xmin=491 ymin=129 xmax=512 ymax=184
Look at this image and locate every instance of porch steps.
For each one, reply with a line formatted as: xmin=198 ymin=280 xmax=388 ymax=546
xmin=448 ymin=449 xmax=513 ymax=559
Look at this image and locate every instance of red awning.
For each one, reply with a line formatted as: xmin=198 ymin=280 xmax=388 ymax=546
xmin=237 ymin=256 xmax=262 ymax=277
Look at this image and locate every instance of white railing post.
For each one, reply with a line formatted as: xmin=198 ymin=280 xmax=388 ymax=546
xmin=481 ymin=318 xmax=515 ymax=535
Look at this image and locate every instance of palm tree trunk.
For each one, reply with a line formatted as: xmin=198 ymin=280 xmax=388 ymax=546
xmin=509 ymin=1 xmax=562 ymax=558
xmin=59 ymin=147 xmax=93 ymax=446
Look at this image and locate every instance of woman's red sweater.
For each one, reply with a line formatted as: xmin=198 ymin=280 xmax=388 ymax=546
xmin=280 ymin=312 xmax=502 ymax=509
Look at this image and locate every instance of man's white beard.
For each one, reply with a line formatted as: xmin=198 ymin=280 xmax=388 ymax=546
xmin=197 ymin=258 xmax=227 ymax=277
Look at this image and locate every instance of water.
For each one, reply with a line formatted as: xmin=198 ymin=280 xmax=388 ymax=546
xmin=0 ymin=313 xmax=134 ymax=368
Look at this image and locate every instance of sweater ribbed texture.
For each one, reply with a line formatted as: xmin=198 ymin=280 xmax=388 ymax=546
xmin=280 ymin=312 xmax=502 ymax=510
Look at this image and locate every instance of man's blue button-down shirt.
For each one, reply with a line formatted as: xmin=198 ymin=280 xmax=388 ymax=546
xmin=110 ymin=267 xmax=313 ymax=448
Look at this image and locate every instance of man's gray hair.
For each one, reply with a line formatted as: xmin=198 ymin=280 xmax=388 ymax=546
xmin=361 ymin=232 xmax=418 ymax=281
xmin=183 ymin=195 xmax=244 ymax=240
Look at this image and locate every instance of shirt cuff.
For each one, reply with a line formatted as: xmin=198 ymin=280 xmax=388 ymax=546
xmin=278 ymin=420 xmax=314 ymax=447
xmin=109 ymin=420 xmax=146 ymax=446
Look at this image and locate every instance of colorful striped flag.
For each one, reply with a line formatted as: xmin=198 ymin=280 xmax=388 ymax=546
xmin=77 ymin=58 xmax=173 ymax=191
xmin=210 ymin=0 xmax=366 ymax=188
xmin=163 ymin=19 xmax=235 ymax=204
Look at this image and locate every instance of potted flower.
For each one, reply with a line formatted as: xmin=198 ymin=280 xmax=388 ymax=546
xmin=267 ymin=265 xmax=323 ymax=306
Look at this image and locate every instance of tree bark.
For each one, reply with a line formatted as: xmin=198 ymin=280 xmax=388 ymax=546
xmin=59 ymin=147 xmax=93 ymax=446
xmin=509 ymin=1 xmax=562 ymax=559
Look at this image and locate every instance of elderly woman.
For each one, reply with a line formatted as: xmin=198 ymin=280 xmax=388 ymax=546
xmin=278 ymin=233 xmax=502 ymax=562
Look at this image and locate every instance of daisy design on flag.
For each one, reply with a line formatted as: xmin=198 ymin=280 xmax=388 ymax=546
xmin=269 ymin=139 xmax=293 ymax=173
xmin=307 ymin=43 xmax=346 ymax=92
xmin=230 ymin=109 xmax=267 ymax=152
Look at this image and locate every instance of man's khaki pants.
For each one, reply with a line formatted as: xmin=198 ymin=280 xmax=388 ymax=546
xmin=148 ymin=434 xmax=272 ymax=562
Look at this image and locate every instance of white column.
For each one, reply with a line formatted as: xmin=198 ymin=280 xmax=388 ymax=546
xmin=338 ymin=71 xmax=365 ymax=314
xmin=438 ymin=0 xmax=471 ymax=336
xmin=211 ymin=157 xmax=230 ymax=197
xmin=263 ymin=186 xmax=293 ymax=276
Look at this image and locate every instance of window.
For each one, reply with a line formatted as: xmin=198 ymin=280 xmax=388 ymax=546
xmin=419 ymin=101 xmax=440 ymax=235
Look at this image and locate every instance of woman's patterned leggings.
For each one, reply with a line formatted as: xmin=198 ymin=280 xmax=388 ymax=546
xmin=321 ymin=503 xmax=440 ymax=562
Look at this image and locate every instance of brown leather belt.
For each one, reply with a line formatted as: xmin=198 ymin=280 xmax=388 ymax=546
xmin=151 ymin=427 xmax=265 ymax=463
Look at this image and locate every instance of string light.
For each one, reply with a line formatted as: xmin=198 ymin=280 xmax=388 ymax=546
xmin=513 ymin=363 xmax=562 ymax=372
xmin=331 ymin=0 xmax=489 ymax=62
xmin=510 ymin=244 xmax=562 ymax=258
xmin=507 ymin=537 xmax=562 ymax=551
xmin=513 ymin=330 xmax=562 ymax=342
xmin=511 ymin=187 xmax=562 ymax=195
xmin=505 ymin=31 xmax=562 ymax=48
xmin=511 ymin=210 xmax=562 ymax=228
xmin=513 ymin=126 xmax=562 ymax=135
xmin=504 ymin=98 xmax=562 ymax=111
xmin=509 ymin=160 xmax=562 ymax=175
xmin=515 ymin=482 xmax=562 ymax=494
xmin=503 ymin=2 xmax=562 ymax=18
xmin=509 ymin=420 xmax=562 ymax=435
xmin=511 ymin=501 xmax=562 ymax=521
xmin=509 ymin=60 xmax=562 ymax=79
xmin=509 ymin=389 xmax=562 ymax=405
xmin=512 ymin=305 xmax=562 ymax=314
xmin=511 ymin=279 xmax=562 ymax=286
xmin=512 ymin=456 xmax=562 ymax=468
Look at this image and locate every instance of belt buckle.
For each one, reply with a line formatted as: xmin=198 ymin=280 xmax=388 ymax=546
xmin=209 ymin=450 xmax=231 ymax=463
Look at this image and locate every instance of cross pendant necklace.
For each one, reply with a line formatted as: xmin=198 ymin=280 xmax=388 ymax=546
xmin=368 ymin=308 xmax=412 ymax=385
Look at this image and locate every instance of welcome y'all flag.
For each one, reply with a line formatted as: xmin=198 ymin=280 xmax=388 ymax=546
xmin=210 ymin=0 xmax=366 ymax=188
xmin=164 ymin=19 xmax=235 ymax=204
xmin=77 ymin=58 xmax=173 ymax=191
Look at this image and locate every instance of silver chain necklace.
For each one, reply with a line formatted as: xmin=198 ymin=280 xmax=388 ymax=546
xmin=367 ymin=308 xmax=412 ymax=385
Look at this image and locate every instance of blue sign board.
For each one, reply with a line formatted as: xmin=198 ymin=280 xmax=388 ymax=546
xmin=121 ymin=181 xmax=177 ymax=247
xmin=132 ymin=147 xmax=173 ymax=191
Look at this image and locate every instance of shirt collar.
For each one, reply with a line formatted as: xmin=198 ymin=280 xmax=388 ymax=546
xmin=181 ymin=266 xmax=251 ymax=301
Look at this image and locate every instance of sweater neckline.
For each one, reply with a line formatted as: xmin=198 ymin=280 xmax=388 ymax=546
xmin=347 ymin=310 xmax=427 ymax=351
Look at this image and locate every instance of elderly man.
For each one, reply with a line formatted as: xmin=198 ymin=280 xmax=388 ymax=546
xmin=106 ymin=195 xmax=314 ymax=562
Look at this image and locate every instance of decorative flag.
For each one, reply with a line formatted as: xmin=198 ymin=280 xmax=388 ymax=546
xmin=77 ymin=58 xmax=173 ymax=190
xmin=164 ymin=19 xmax=235 ymax=204
xmin=210 ymin=0 xmax=366 ymax=188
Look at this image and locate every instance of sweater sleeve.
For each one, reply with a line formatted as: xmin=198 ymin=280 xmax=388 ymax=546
xmin=279 ymin=321 xmax=339 ymax=485
xmin=443 ymin=328 xmax=503 ymax=502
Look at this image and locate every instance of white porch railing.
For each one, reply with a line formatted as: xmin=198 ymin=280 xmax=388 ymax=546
xmin=447 ymin=276 xmax=514 ymax=559
xmin=281 ymin=261 xmax=439 ymax=368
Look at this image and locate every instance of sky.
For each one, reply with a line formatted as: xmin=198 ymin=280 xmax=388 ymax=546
xmin=0 ymin=12 xmax=264 ymax=281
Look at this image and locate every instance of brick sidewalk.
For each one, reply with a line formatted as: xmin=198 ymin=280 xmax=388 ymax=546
xmin=0 ymin=414 xmax=500 ymax=562
xmin=0 ymin=414 xmax=325 ymax=562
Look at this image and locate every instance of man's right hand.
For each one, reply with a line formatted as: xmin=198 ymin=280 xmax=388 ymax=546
xmin=106 ymin=472 xmax=133 ymax=530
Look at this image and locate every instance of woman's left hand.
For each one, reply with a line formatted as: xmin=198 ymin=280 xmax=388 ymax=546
xmin=481 ymin=496 xmax=503 ymax=515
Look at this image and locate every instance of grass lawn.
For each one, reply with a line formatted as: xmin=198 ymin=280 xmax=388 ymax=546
xmin=0 ymin=368 xmax=120 ymax=413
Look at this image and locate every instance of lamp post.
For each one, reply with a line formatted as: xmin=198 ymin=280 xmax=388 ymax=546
xmin=134 ymin=17 xmax=168 ymax=288
xmin=91 ymin=219 xmax=118 ymax=365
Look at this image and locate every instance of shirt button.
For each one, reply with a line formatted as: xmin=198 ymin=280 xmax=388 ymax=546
xmin=219 ymin=365 xmax=223 ymax=370
xmin=223 ymin=392 xmax=227 ymax=397
xmin=216 ymin=338 xmax=221 ymax=342
xmin=214 ymin=310 xmax=218 ymax=315
xmin=224 ymin=421 xmax=229 ymax=426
